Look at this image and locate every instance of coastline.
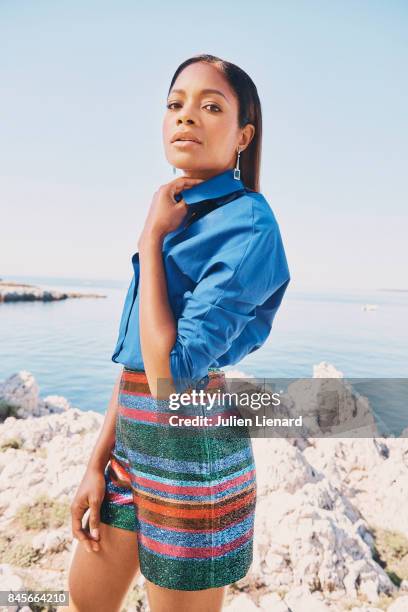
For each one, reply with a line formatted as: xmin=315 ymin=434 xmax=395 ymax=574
xmin=0 ymin=280 xmax=106 ymax=303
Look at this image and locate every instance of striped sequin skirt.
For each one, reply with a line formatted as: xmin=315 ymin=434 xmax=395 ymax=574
xmin=99 ymin=366 xmax=257 ymax=591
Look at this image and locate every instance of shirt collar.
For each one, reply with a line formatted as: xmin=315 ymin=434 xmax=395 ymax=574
xmin=174 ymin=168 xmax=244 ymax=205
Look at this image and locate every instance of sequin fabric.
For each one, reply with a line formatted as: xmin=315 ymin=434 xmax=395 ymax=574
xmin=99 ymin=366 xmax=257 ymax=591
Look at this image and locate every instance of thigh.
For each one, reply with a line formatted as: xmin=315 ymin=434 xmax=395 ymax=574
xmin=145 ymin=580 xmax=226 ymax=612
xmin=67 ymin=521 xmax=140 ymax=612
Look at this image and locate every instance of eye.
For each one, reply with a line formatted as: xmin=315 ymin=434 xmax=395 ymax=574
xmin=166 ymin=101 xmax=221 ymax=112
xmin=204 ymin=104 xmax=221 ymax=112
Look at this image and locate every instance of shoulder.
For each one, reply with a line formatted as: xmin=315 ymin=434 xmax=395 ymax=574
xmin=242 ymin=188 xmax=281 ymax=231
xmin=200 ymin=189 xmax=287 ymax=282
xmin=228 ymin=189 xmax=290 ymax=298
xmin=205 ymin=188 xmax=281 ymax=240
xmin=239 ymin=193 xmax=284 ymax=254
xmin=223 ymin=189 xmax=284 ymax=260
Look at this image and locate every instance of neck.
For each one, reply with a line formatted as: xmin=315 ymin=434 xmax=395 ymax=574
xmin=180 ymin=166 xmax=232 ymax=181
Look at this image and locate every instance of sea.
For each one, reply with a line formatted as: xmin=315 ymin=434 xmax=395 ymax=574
xmin=1 ymin=274 xmax=407 ymax=436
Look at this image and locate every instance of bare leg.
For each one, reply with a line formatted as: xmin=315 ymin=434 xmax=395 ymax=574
xmin=66 ymin=522 xmax=141 ymax=612
xmin=145 ymin=580 xmax=227 ymax=612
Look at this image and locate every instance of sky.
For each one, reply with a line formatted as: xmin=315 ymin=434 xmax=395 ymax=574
xmin=1 ymin=1 xmax=407 ymax=291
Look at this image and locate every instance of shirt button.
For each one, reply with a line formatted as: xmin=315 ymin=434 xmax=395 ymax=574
xmin=195 ymin=374 xmax=209 ymax=390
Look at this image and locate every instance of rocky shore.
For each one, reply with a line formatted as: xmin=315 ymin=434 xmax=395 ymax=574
xmin=0 ymin=280 xmax=106 ymax=303
xmin=0 ymin=363 xmax=408 ymax=611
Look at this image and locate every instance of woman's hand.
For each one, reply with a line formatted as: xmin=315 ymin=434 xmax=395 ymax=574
xmin=139 ymin=176 xmax=204 ymax=245
xmin=70 ymin=465 xmax=106 ymax=553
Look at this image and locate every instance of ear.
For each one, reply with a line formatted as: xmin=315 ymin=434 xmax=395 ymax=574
xmin=238 ymin=123 xmax=255 ymax=151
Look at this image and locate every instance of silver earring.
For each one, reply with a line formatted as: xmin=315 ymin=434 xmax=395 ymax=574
xmin=173 ymin=166 xmax=177 ymax=176
xmin=234 ymin=148 xmax=241 ymax=180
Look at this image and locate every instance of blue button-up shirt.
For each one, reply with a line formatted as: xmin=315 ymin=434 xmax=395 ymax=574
xmin=111 ymin=168 xmax=290 ymax=393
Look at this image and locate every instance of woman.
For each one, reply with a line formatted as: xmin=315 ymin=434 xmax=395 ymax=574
xmin=68 ymin=54 xmax=290 ymax=611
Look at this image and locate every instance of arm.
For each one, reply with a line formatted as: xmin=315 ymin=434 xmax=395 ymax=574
xmin=139 ymin=216 xmax=290 ymax=397
xmin=138 ymin=229 xmax=178 ymax=399
xmin=86 ymin=368 xmax=122 ymax=471
xmin=70 ymin=368 xmax=123 ymax=552
xmin=137 ymin=177 xmax=204 ymax=399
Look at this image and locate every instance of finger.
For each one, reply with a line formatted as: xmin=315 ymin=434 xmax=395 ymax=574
xmin=171 ymin=176 xmax=204 ymax=185
xmin=169 ymin=178 xmax=204 ymax=203
xmin=71 ymin=501 xmax=85 ymax=539
xmin=83 ymin=513 xmax=95 ymax=553
xmin=88 ymin=501 xmax=101 ymax=551
xmin=169 ymin=177 xmax=204 ymax=193
xmin=71 ymin=503 xmax=93 ymax=553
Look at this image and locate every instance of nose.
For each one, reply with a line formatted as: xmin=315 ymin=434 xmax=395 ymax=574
xmin=177 ymin=116 xmax=194 ymax=125
xmin=176 ymin=101 xmax=197 ymax=125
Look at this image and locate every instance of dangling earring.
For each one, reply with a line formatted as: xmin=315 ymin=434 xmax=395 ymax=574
xmin=173 ymin=166 xmax=177 ymax=176
xmin=234 ymin=148 xmax=241 ymax=180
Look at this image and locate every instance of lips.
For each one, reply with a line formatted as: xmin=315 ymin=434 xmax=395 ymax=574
xmin=171 ymin=132 xmax=202 ymax=144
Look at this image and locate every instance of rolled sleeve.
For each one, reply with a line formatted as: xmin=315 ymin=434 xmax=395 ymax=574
xmin=169 ymin=279 xmax=257 ymax=394
xmin=169 ymin=221 xmax=290 ymax=394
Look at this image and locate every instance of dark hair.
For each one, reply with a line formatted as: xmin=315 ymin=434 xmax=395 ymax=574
xmin=167 ymin=54 xmax=262 ymax=192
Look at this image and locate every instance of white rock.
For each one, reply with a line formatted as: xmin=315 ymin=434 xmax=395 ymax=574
xmin=0 ymin=563 xmax=24 ymax=591
xmin=285 ymin=373 xmax=378 ymax=437
xmin=388 ymin=595 xmax=408 ymax=611
xmin=304 ymin=437 xmax=408 ymax=539
xmin=0 ymin=371 xmax=39 ymax=418
xmin=350 ymin=607 xmax=383 ymax=611
xmin=284 ymin=586 xmax=332 ymax=611
xmin=31 ymin=529 xmax=67 ymax=553
xmin=39 ymin=394 xmax=71 ymax=413
xmin=224 ymin=593 xmax=258 ymax=611
xmin=313 ymin=361 xmax=344 ymax=378
xmin=259 ymin=592 xmax=290 ymax=611
xmin=249 ymin=435 xmax=396 ymax=602
xmin=31 ymin=531 xmax=47 ymax=551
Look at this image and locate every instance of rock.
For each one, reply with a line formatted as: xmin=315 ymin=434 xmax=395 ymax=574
xmin=259 ymin=592 xmax=290 ymax=611
xmin=31 ymin=529 xmax=68 ymax=553
xmin=0 ymin=280 xmax=106 ymax=302
xmin=0 ymin=371 xmax=73 ymax=421
xmin=285 ymin=368 xmax=379 ymax=437
xmin=249 ymin=437 xmax=396 ymax=603
xmin=350 ymin=607 xmax=383 ymax=612
xmin=38 ymin=394 xmax=71 ymax=414
xmin=313 ymin=361 xmax=344 ymax=378
xmin=0 ymin=406 xmax=103 ymax=530
xmin=0 ymin=407 xmax=102 ymax=452
xmin=388 ymin=595 xmax=408 ymax=611
xmin=224 ymin=593 xmax=258 ymax=611
xmin=284 ymin=585 xmax=333 ymax=611
xmin=0 ymin=371 xmax=39 ymax=419
xmin=0 ymin=563 xmax=24 ymax=611
xmin=303 ymin=437 xmax=408 ymax=539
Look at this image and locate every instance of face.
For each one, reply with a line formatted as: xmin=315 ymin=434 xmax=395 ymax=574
xmin=162 ymin=62 xmax=255 ymax=180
